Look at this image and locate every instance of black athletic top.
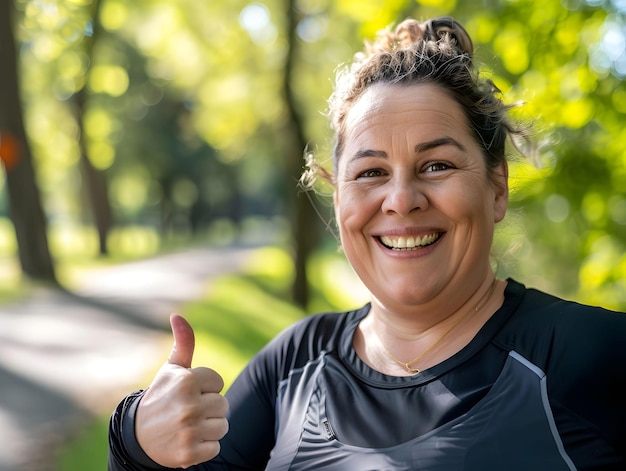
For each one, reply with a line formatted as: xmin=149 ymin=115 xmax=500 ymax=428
xmin=108 ymin=279 xmax=626 ymax=470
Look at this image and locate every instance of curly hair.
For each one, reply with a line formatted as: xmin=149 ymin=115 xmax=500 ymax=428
xmin=301 ymin=17 xmax=525 ymax=189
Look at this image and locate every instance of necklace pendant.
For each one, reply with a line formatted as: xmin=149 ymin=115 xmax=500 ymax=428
xmin=407 ymin=367 xmax=420 ymax=374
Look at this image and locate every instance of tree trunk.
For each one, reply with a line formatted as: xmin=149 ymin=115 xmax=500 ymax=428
xmin=283 ymin=0 xmax=320 ymax=308
xmin=78 ymin=133 xmax=113 ymax=255
xmin=75 ymin=0 xmax=113 ymax=255
xmin=0 ymin=1 xmax=57 ymax=284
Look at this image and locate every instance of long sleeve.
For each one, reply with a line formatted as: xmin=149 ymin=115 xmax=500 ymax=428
xmin=107 ymin=313 xmax=341 ymax=470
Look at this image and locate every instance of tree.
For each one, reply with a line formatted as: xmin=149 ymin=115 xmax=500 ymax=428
xmin=0 ymin=0 xmax=56 ymax=284
xmin=283 ymin=0 xmax=321 ymax=307
xmin=73 ymin=0 xmax=114 ymax=255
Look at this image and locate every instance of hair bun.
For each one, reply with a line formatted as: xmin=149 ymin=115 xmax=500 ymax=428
xmin=395 ymin=16 xmax=473 ymax=56
xmin=423 ymin=17 xmax=473 ymax=55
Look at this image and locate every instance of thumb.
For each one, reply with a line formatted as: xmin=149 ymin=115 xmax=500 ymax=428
xmin=167 ymin=313 xmax=195 ymax=368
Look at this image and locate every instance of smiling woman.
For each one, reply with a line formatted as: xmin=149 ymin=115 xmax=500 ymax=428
xmin=108 ymin=16 xmax=626 ymax=471
xmin=333 ymin=82 xmax=507 ymax=317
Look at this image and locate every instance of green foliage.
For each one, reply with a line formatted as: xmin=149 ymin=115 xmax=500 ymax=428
xmin=503 ymin=124 xmax=626 ymax=309
xmin=3 ymin=0 xmax=625 ymax=302
xmin=463 ymin=1 xmax=626 ymax=309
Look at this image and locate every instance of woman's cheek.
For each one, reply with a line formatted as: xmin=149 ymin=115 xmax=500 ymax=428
xmin=337 ymin=190 xmax=368 ymax=229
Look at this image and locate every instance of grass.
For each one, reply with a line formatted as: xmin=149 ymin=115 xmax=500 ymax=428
xmin=57 ymin=417 xmax=111 ymax=470
xmin=55 ymin=245 xmax=367 ymax=469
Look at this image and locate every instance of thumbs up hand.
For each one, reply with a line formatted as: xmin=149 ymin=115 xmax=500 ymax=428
xmin=135 ymin=314 xmax=229 ymax=468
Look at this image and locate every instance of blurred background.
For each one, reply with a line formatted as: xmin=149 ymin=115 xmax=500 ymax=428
xmin=0 ymin=0 xmax=625 ymax=469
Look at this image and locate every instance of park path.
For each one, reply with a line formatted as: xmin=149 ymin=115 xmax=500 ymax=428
xmin=0 ymin=244 xmax=259 ymax=471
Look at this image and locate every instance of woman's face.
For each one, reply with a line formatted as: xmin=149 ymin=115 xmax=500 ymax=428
xmin=334 ymin=83 xmax=508 ymax=312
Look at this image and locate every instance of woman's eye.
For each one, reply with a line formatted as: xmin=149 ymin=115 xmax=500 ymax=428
xmin=357 ymin=169 xmax=384 ymax=178
xmin=424 ymin=162 xmax=452 ymax=172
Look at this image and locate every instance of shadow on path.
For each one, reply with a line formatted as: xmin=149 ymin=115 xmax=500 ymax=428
xmin=0 ymin=365 xmax=88 ymax=471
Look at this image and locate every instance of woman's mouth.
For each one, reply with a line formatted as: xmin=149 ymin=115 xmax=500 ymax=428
xmin=378 ymin=233 xmax=441 ymax=251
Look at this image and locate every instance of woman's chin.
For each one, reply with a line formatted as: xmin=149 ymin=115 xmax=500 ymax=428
xmin=370 ymin=287 xmax=439 ymax=310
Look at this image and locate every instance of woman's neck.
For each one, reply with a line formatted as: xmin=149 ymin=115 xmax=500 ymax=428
xmin=356 ymin=277 xmax=506 ymax=376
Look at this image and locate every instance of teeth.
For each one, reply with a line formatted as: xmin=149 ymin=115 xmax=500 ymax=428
xmin=380 ymin=233 xmax=440 ymax=250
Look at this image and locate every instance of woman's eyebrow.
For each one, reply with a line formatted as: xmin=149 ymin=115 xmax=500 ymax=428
xmin=351 ymin=149 xmax=388 ymax=160
xmin=350 ymin=137 xmax=464 ymax=161
xmin=415 ymin=136 xmax=465 ymax=153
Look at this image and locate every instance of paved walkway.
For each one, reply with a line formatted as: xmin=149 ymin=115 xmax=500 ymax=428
xmin=0 ymin=245 xmax=258 ymax=471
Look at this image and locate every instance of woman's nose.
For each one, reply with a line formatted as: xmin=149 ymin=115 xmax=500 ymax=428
xmin=381 ymin=176 xmax=428 ymax=216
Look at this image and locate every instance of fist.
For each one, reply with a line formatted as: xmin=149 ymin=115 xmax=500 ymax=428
xmin=135 ymin=313 xmax=229 ymax=468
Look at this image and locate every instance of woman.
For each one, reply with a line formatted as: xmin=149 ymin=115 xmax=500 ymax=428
xmin=108 ymin=17 xmax=626 ymax=470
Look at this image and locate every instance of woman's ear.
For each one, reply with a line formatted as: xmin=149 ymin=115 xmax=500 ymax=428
xmin=493 ymin=160 xmax=509 ymax=223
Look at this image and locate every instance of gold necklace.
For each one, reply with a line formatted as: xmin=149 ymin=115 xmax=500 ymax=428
xmin=377 ymin=278 xmax=499 ymax=374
